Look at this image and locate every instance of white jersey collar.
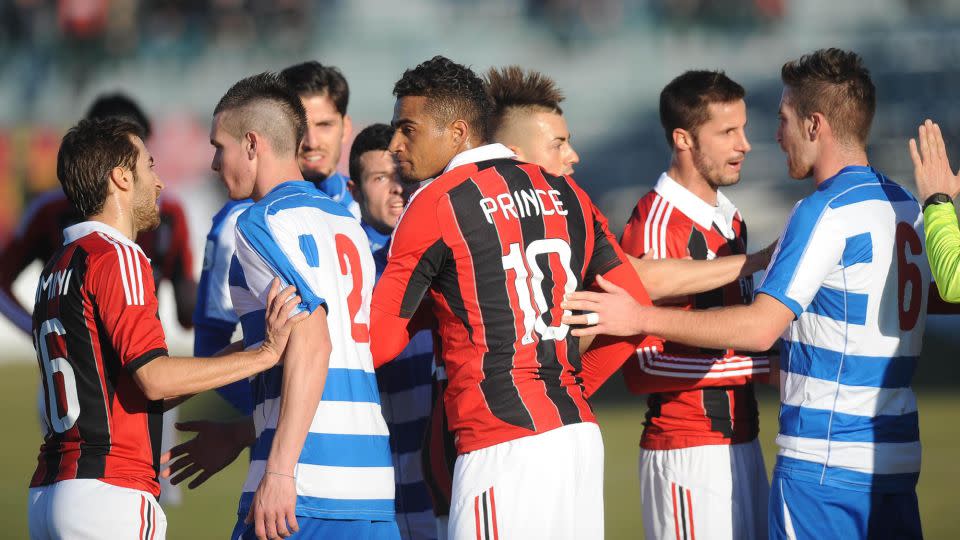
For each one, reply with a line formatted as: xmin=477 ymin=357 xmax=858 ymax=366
xmin=442 ymin=143 xmax=516 ymax=174
xmin=653 ymin=172 xmax=739 ymax=239
xmin=63 ymin=220 xmax=144 ymax=254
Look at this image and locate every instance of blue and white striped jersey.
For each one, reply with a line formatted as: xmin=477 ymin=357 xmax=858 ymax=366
xmin=194 ymin=198 xmax=254 ymax=413
xmin=229 ymin=180 xmax=394 ymax=521
xmin=757 ymin=166 xmax=929 ymax=493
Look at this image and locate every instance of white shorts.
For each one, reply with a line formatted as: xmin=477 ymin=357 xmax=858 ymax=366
xmin=29 ymin=479 xmax=167 ymax=540
xmin=639 ymin=439 xmax=768 ymax=540
xmin=448 ymin=422 xmax=604 ymax=540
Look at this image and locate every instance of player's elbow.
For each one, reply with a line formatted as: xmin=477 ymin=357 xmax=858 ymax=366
xmin=132 ymin=359 xmax=176 ymax=401
xmin=743 ymin=327 xmax=780 ymax=352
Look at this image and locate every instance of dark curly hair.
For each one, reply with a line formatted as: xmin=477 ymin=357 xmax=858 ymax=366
xmin=349 ymin=123 xmax=394 ymax=184
xmin=280 ymin=61 xmax=350 ymax=116
xmin=781 ymin=48 xmax=876 ymax=145
xmin=57 ymin=118 xmax=142 ymax=218
xmin=485 ymin=66 xmax=565 ymax=138
xmin=393 ymin=55 xmax=490 ymax=141
xmin=214 ymin=72 xmax=307 ymax=157
xmin=659 ymin=70 xmax=745 ymax=148
xmin=85 ymin=92 xmax=152 ymax=139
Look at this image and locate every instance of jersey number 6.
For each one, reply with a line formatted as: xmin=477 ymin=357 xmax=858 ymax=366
xmin=34 ymin=318 xmax=80 ymax=434
xmin=896 ymin=222 xmax=923 ymax=331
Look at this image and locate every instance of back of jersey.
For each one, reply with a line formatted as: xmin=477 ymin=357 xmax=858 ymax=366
xmin=229 ymin=181 xmax=393 ymax=521
xmin=380 ymin=157 xmax=628 ymax=453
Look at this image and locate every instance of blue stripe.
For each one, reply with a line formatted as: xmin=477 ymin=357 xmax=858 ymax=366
xmin=299 ymin=234 xmax=320 ymax=267
xmin=396 ymin=482 xmax=434 ymax=513
xmin=805 ymin=286 xmax=868 ymax=325
xmin=264 ymin=181 xmax=354 ymax=218
xmin=238 ymin=492 xmax=395 ymax=520
xmin=239 ymin=309 xmax=266 ymax=345
xmin=779 ymin=404 xmax=919 ymax=443
xmin=828 ymin=182 xmax=916 ymax=209
xmin=252 ymin=429 xmax=392 ymax=467
xmin=842 ymin=232 xmax=873 ymax=266
xmin=376 ymin=350 xmax=434 ymax=395
xmin=259 ymin=368 xmax=381 ymax=403
xmin=782 ymin=340 xmax=917 ymax=388
xmin=228 ymin=254 xmax=247 ymax=288
xmin=390 ymin=417 xmax=430 ymax=455
xmin=775 ymin=455 xmax=919 ymax=493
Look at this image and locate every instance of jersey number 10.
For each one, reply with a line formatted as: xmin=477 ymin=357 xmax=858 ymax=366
xmin=502 ymin=238 xmax=578 ymax=343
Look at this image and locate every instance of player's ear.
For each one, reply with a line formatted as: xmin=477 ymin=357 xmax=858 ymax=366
xmin=342 ymin=114 xmax=353 ymax=144
xmin=506 ymin=144 xmax=525 ymax=162
xmin=450 ymin=119 xmax=469 ymax=147
xmin=244 ymin=131 xmax=257 ymax=160
xmin=673 ymin=129 xmax=693 ymax=151
xmin=807 ymin=113 xmax=822 ymax=142
xmin=108 ymin=166 xmax=133 ymax=193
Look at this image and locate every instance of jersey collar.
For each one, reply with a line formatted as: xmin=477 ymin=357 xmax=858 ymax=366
xmin=63 ymin=220 xmax=145 ymax=254
xmin=653 ymin=172 xmax=740 ymax=239
xmin=442 ymin=143 xmax=516 ymax=174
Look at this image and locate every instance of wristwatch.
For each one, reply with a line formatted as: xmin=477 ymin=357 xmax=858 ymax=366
xmin=923 ymin=192 xmax=953 ymax=211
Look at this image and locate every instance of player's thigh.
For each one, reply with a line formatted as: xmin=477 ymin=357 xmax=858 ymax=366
xmin=40 ymin=479 xmax=166 ymax=540
xmin=449 ymin=423 xmax=602 ymax=540
xmin=232 ymin=517 xmax=401 ymax=540
xmin=639 ymin=445 xmax=736 ymax=540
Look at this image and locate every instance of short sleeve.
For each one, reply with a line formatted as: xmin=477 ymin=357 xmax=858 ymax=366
xmin=235 ymin=213 xmax=326 ymax=316
xmin=90 ymin=247 xmax=168 ymax=373
xmin=373 ymin=191 xmax=446 ymax=319
xmin=756 ymin=199 xmax=844 ymax=317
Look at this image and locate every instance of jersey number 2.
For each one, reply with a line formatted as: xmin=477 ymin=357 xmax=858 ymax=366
xmin=896 ymin=222 xmax=923 ymax=331
xmin=502 ymin=238 xmax=577 ymax=343
xmin=35 ymin=318 xmax=80 ymax=433
xmin=335 ymin=234 xmax=370 ymax=343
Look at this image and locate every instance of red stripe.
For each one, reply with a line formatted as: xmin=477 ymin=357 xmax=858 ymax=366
xmin=489 ymin=487 xmax=500 ymax=540
xmin=474 ymin=494 xmax=483 ymax=540
xmin=138 ymin=495 xmax=146 ymax=540
xmin=671 ymin=483 xmax=681 ymax=540
xmin=686 ymin=489 xmax=696 ymax=540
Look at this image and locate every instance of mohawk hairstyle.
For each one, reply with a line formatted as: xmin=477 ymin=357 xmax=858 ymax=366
xmin=214 ymin=72 xmax=307 ymax=157
xmin=781 ymin=48 xmax=876 ymax=146
xmin=485 ymin=66 xmax=565 ymax=137
xmin=393 ymin=55 xmax=491 ymax=141
xmin=280 ymin=61 xmax=350 ymax=116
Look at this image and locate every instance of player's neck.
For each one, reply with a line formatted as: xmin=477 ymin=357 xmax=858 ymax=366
xmin=668 ymin=162 xmax=719 ymax=206
xmin=813 ymin=143 xmax=869 ymax=186
xmin=251 ymin=159 xmax=305 ymax=201
xmin=89 ymin=194 xmax=138 ymax=241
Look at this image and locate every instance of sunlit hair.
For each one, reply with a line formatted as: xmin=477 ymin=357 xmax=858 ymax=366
xmin=214 ymin=72 xmax=307 ymax=157
xmin=660 ymin=70 xmax=745 ymax=147
xmin=485 ymin=66 xmax=565 ymax=138
xmin=393 ymin=55 xmax=491 ymax=141
xmin=57 ymin=118 xmax=141 ymax=218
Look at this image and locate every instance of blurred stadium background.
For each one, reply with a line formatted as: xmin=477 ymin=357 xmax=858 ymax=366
xmin=1 ymin=0 xmax=959 ymax=537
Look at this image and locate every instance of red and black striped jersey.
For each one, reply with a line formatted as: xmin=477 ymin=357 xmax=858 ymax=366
xmin=372 ymin=144 xmax=658 ymax=454
xmin=620 ymin=173 xmax=768 ymax=450
xmin=30 ymin=221 xmax=168 ymax=496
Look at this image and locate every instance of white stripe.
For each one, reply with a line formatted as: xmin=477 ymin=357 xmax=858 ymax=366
xmin=638 ymin=348 xmax=769 ymax=378
xmin=120 ymin=243 xmax=139 ymax=305
xmin=781 ymin=372 xmax=917 ymax=418
xmin=659 ymin=203 xmax=674 ymax=261
xmin=256 ymin=397 xmax=390 ymax=436
xmin=781 ymin=480 xmax=798 ymax=540
xmin=101 ymin=234 xmax=132 ymax=305
xmin=243 ymin=459 xmax=395 ymax=500
xmin=132 ymin=248 xmax=145 ymax=305
xmin=649 ymin=197 xmax=668 ymax=259
xmin=644 ymin=356 xmax=769 ymax=374
xmin=643 ymin=196 xmax=662 ymax=257
xmin=776 ymin=435 xmax=921 ymax=475
xmin=651 ymin=352 xmax=769 ymax=367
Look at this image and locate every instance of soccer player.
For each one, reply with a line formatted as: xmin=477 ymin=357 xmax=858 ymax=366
xmin=192 ymin=60 xmax=359 ymax=414
xmin=370 ymin=55 xmax=659 ymax=539
xmin=210 ymin=73 xmax=396 ymax=540
xmin=350 ymin=123 xmax=437 ymax=540
xmin=909 ymin=119 xmax=960 ymax=302
xmin=0 ymin=93 xmax=197 ymax=336
xmin=618 ymin=70 xmax=770 ymax=540
xmin=280 ymin=60 xmax=359 ymax=217
xmin=563 ymin=48 xmax=928 ymax=540
xmin=28 ymin=117 xmax=304 ymax=540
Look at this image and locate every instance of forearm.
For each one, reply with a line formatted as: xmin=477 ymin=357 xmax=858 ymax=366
xmin=641 ymin=304 xmax=778 ymax=352
xmin=135 ymin=348 xmax=273 ymax=401
xmin=370 ymin=306 xmax=413 ymax=368
xmin=0 ymin=287 xmax=31 ymax=335
xmin=633 ymin=251 xmax=767 ymax=301
xmin=924 ymin=203 xmax=960 ymax=302
xmin=267 ymin=340 xmax=329 ymax=473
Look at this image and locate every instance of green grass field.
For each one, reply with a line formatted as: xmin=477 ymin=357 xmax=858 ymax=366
xmin=4 ymin=362 xmax=959 ymax=539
